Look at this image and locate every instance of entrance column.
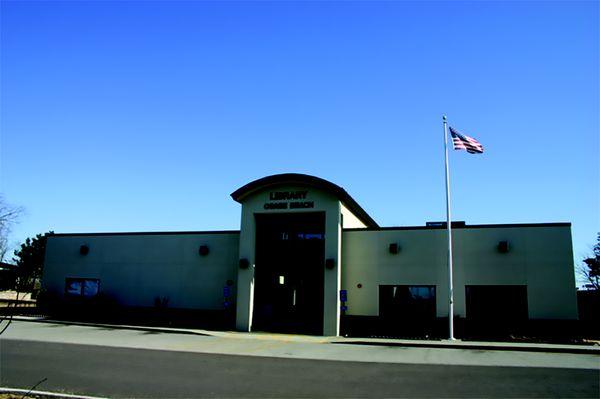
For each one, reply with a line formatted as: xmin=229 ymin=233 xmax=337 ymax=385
xmin=323 ymin=203 xmax=342 ymax=336
xmin=236 ymin=206 xmax=255 ymax=332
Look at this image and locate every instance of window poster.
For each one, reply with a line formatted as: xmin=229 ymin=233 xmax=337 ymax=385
xmin=66 ymin=280 xmax=82 ymax=295
xmin=83 ymin=280 xmax=100 ymax=297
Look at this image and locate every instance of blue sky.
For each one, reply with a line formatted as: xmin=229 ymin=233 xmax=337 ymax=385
xmin=1 ymin=1 xmax=598 ymax=283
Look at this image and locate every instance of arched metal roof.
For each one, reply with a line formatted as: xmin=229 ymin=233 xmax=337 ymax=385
xmin=231 ymin=173 xmax=378 ymax=228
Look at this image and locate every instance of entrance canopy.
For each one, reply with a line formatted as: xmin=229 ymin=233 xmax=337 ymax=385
xmin=231 ymin=173 xmax=378 ymax=228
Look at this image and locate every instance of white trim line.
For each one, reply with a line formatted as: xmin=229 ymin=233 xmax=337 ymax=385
xmin=0 ymin=387 xmax=110 ymax=399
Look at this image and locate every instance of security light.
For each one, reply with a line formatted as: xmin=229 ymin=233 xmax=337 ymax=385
xmin=325 ymin=258 xmax=335 ymax=269
xmin=199 ymin=245 xmax=209 ymax=256
xmin=497 ymin=241 xmax=510 ymax=253
xmin=389 ymin=243 xmax=400 ymax=254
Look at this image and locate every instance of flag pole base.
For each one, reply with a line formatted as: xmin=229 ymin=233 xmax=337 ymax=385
xmin=442 ymin=338 xmax=460 ymax=342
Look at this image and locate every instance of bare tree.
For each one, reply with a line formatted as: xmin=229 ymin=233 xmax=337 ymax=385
xmin=0 ymin=195 xmax=24 ymax=262
xmin=578 ymin=233 xmax=600 ymax=291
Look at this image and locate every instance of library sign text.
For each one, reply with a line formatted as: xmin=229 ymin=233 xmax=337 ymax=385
xmin=264 ymin=190 xmax=314 ymax=210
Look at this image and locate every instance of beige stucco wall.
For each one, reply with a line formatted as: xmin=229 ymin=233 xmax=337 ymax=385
xmin=43 ymin=232 xmax=239 ymax=310
xmin=235 ymin=184 xmax=345 ymax=335
xmin=42 ymin=209 xmax=577 ymax=336
xmin=340 ymin=203 xmax=367 ymax=228
xmin=341 ymin=225 xmax=577 ymax=319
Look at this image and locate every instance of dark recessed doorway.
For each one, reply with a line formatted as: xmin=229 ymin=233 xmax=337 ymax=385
xmin=253 ymin=212 xmax=325 ymax=335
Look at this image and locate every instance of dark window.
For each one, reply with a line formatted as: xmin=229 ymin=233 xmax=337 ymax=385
xmin=379 ymin=285 xmax=436 ymax=320
xmin=465 ymin=285 xmax=528 ymax=321
xmin=65 ymin=278 xmax=100 ymax=297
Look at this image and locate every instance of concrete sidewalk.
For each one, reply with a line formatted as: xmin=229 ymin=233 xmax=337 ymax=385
xmin=9 ymin=315 xmax=600 ymax=355
xmin=1 ymin=319 xmax=598 ymax=370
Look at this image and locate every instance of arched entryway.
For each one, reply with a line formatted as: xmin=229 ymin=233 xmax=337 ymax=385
xmin=232 ymin=173 xmax=378 ymax=336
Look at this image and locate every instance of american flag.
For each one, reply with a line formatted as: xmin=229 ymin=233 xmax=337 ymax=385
xmin=449 ymin=126 xmax=484 ymax=154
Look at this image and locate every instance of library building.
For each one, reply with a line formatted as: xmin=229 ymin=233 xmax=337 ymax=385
xmin=42 ymin=173 xmax=578 ymax=336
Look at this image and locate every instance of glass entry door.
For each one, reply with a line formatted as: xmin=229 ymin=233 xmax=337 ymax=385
xmin=253 ymin=212 xmax=325 ymax=335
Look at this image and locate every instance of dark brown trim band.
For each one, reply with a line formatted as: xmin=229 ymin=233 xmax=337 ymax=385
xmin=343 ymin=222 xmax=571 ymax=232
xmin=52 ymin=230 xmax=240 ymax=237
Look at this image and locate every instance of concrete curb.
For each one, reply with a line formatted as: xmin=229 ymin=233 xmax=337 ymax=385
xmin=331 ymin=339 xmax=600 ymax=355
xmin=11 ymin=316 xmax=600 ymax=355
xmin=0 ymin=387 xmax=109 ymax=399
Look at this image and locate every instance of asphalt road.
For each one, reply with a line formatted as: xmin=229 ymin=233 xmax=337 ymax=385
xmin=1 ymin=339 xmax=598 ymax=398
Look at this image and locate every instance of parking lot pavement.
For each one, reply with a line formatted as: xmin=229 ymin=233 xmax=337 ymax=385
xmin=1 ymin=338 xmax=598 ymax=398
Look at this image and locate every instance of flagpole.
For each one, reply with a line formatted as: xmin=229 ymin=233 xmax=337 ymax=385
xmin=443 ymin=115 xmax=455 ymax=340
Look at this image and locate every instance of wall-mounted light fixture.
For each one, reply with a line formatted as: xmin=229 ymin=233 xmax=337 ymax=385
xmin=79 ymin=245 xmax=89 ymax=255
xmin=199 ymin=245 xmax=209 ymax=256
xmin=497 ymin=241 xmax=510 ymax=253
xmin=239 ymin=258 xmax=250 ymax=269
xmin=325 ymin=258 xmax=335 ymax=270
xmin=389 ymin=243 xmax=400 ymax=254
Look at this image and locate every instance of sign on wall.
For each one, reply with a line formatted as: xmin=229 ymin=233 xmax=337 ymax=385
xmin=263 ymin=190 xmax=314 ymax=210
